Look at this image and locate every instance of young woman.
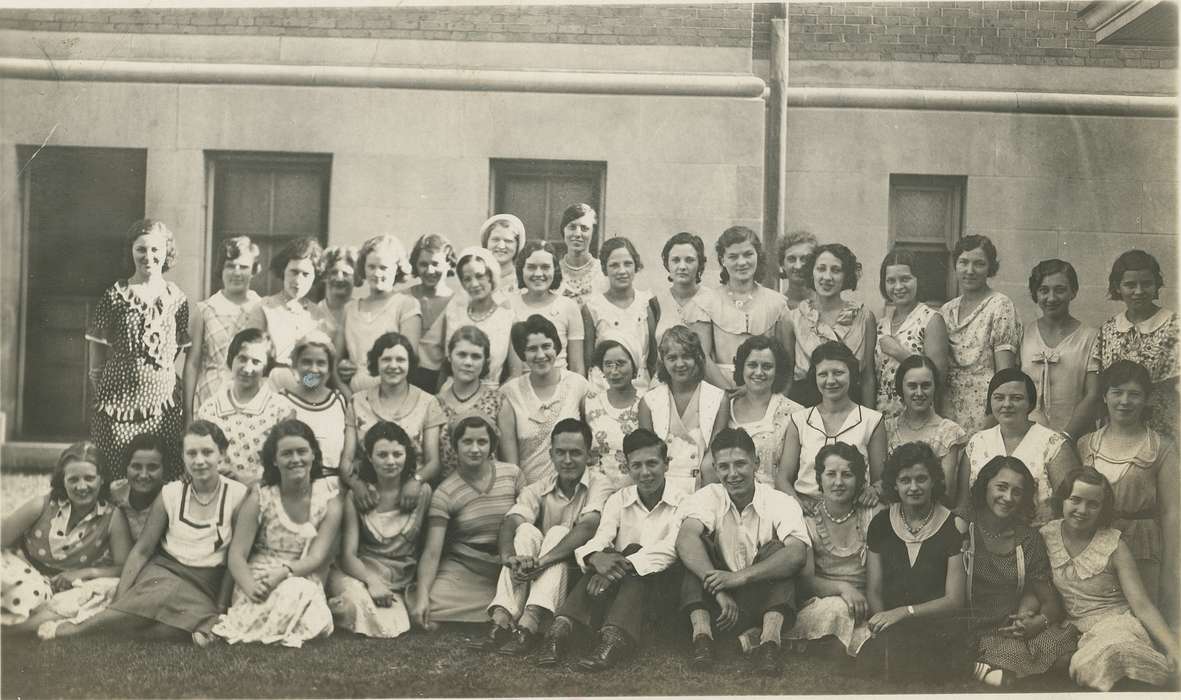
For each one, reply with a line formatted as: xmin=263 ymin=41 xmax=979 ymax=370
xmin=637 ymin=325 xmax=726 ymax=495
xmin=185 ymin=235 xmax=261 ymax=416
xmin=958 ymin=368 xmax=1080 ymax=526
xmin=196 ymin=328 xmax=294 ymax=486
xmin=507 ymin=240 xmax=584 ymax=376
xmin=87 ymin=219 xmax=190 ymax=480
xmin=436 ymin=326 xmax=504 ymax=479
xmin=556 ymin=203 xmax=607 ymax=305
xmin=413 ymin=416 xmax=527 ymax=627
xmin=43 ymin=422 xmax=249 ymax=644
xmin=279 ymin=332 xmax=355 ymax=476
xmin=426 ymin=247 xmax=515 ymax=386
xmin=349 ymin=332 xmax=444 ymax=510
xmin=582 ymin=237 xmax=658 ymax=390
xmin=777 ymin=229 xmax=817 ymax=311
xmin=790 ymin=243 xmax=877 ymax=408
xmin=1020 ymin=259 xmax=1100 ymax=438
xmin=963 ymin=456 xmax=1078 ymax=687
xmin=317 ymin=245 xmax=358 ymax=343
xmin=939 ymin=235 xmax=1021 ymax=434
xmin=653 ymin=231 xmax=708 ymax=344
xmin=498 ymin=315 xmax=590 ymax=483
xmin=687 ymin=225 xmax=793 ymax=391
xmin=783 ymin=443 xmax=876 ymax=657
xmin=875 ymin=248 xmax=949 ymax=419
xmin=211 ymin=420 xmax=344 ymax=647
xmin=337 ymin=234 xmax=422 ymax=394
xmin=583 ymin=335 xmax=643 ymax=494
xmin=862 ymin=441 xmax=969 ymax=682
xmin=1077 ymin=360 xmax=1178 ymax=620
xmin=108 ymin=434 xmax=167 ymax=541
xmin=327 ymin=422 xmax=431 ymax=638
xmin=884 ymin=355 xmax=967 ymax=503
xmin=480 ymin=214 xmax=526 ymax=302
xmin=406 ymin=234 xmax=457 ymax=392
xmin=2 ymin=442 xmax=130 ymax=634
xmin=1091 ymin=250 xmax=1179 ymax=437
xmin=1042 ymin=469 xmax=1178 ymax=690
xmin=780 ymin=342 xmax=885 ymax=515
xmin=712 ymin=335 xmax=803 ymax=487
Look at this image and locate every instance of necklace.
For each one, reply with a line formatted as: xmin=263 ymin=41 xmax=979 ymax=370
xmin=190 ymin=481 xmax=220 ymax=506
xmin=901 ymin=412 xmax=935 ymax=433
xmin=820 ymin=500 xmax=855 ymax=524
xmin=902 ymin=504 xmax=933 ymax=534
xmin=975 ymin=520 xmax=1013 ymax=539
xmin=450 ymin=382 xmax=480 ymax=403
xmin=467 ymin=303 xmax=497 ymax=323
xmin=563 ymin=256 xmax=594 ymax=273
xmin=726 ymin=287 xmax=755 ymax=310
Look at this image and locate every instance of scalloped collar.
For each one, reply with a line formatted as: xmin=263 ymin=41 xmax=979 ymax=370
xmin=1112 ymin=307 xmax=1173 ymax=334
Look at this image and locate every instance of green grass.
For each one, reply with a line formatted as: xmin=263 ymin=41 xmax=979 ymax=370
xmin=2 ymin=623 xmax=1089 ymax=698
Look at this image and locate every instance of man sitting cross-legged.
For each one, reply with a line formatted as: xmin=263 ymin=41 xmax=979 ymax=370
xmin=676 ymin=427 xmax=810 ymax=676
xmin=536 ymin=428 xmax=685 ymax=671
xmin=475 ymin=418 xmax=610 ymax=656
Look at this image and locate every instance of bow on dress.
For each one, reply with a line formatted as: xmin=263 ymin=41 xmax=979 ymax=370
xmin=1030 ymin=350 xmax=1060 ymax=422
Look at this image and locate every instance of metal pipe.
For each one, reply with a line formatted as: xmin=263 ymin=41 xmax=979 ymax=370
xmin=786 ymin=86 xmax=1176 ymax=117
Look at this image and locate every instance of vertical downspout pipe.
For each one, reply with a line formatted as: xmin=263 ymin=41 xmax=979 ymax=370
xmin=766 ymin=15 xmax=789 ymax=289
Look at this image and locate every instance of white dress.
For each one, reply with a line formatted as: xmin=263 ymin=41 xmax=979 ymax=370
xmin=341 ymin=294 xmax=422 ymax=392
xmin=789 ymin=405 xmax=883 ymax=513
xmin=727 ymin=394 xmax=804 ymax=486
xmin=507 ymin=292 xmax=584 ymax=372
xmin=964 ymin=423 xmax=1066 ymax=526
xmin=641 ymin=382 xmax=725 ymax=495
xmin=584 ymin=291 xmax=653 ymax=391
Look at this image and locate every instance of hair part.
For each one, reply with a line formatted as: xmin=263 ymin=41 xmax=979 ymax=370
xmin=881 ymin=441 xmax=945 ymax=504
xmin=709 ymin=427 xmax=757 ymax=459
xmin=1027 ymin=258 xmax=1080 ymax=302
xmin=879 ymin=247 xmax=919 ymax=300
xmin=598 ymin=236 xmax=643 ymax=276
xmin=806 ymin=341 xmax=864 ymax=404
xmin=1051 ymin=467 xmax=1116 ymax=528
xmin=715 ymin=225 xmax=764 ymax=285
xmin=270 ymin=237 xmax=325 ymax=280
xmin=515 ymin=239 xmax=564 ymax=290
xmin=732 ymin=334 xmax=792 ymax=394
xmin=1107 ymin=249 xmax=1165 ymax=301
xmin=970 ymin=455 xmax=1038 ymax=524
xmin=123 ymin=219 xmax=178 ymax=275
xmin=49 ymin=441 xmax=108 ymax=504
xmin=445 ymin=324 xmax=493 ymax=381
xmin=226 ymin=327 xmax=277 ymax=374
xmin=359 ymin=421 xmax=418 ymax=486
xmin=511 ymin=314 xmax=563 ymax=359
xmin=551 ymin=417 xmax=593 ymax=450
xmin=806 ymin=242 xmax=861 ymax=292
xmin=622 ymin=428 xmax=668 ymax=462
xmin=893 ymin=354 xmax=941 ymax=399
xmin=813 ymin=441 xmax=867 ymax=497
xmin=656 ymin=325 xmax=706 ymax=385
xmin=218 ymin=235 xmax=263 ymax=276
xmin=409 ymin=234 xmax=457 ymax=278
xmin=449 ymin=414 xmax=500 ymax=454
xmin=984 ymin=367 xmax=1037 ymax=417
xmin=662 ymin=232 xmax=707 ymax=284
xmin=259 ymin=419 xmax=326 ymax=486
xmin=953 ymin=235 xmax=1000 ymax=277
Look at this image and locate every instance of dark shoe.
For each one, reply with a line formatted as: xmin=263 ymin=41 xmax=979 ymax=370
xmin=578 ymin=625 xmax=634 ymax=672
xmin=536 ymin=626 xmax=571 ymax=667
xmin=467 ymin=622 xmax=512 ymax=652
xmin=498 ymin=627 xmax=540 ymax=657
xmin=753 ymin=641 xmax=782 ymax=676
xmin=690 ymin=634 xmax=715 ymax=670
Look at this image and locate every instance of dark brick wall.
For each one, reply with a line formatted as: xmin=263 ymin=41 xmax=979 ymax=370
xmin=788 ymin=1 xmax=1176 ymax=68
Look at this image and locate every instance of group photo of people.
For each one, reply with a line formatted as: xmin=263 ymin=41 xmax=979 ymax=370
xmin=2 ymin=208 xmax=1177 ymax=693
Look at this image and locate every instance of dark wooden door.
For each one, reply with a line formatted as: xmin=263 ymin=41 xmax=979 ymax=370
xmin=492 ymin=159 xmax=605 ymax=254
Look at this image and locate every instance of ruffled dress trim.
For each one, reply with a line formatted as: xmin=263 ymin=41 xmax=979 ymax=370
xmin=1042 ymin=521 xmax=1119 ymax=580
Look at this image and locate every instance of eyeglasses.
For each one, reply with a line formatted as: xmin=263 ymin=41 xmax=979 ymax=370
xmin=602 ymin=360 xmax=632 ymax=371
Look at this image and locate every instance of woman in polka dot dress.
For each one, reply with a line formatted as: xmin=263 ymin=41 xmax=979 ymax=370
xmin=86 ymin=220 xmax=191 ymax=481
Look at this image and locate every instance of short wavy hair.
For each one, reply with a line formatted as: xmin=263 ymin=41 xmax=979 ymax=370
xmin=367 ymin=332 xmax=418 ymax=378
xmin=732 ymin=334 xmax=792 ymax=394
xmin=971 ymin=455 xmax=1037 ymax=524
xmin=622 ymin=428 xmax=668 ymax=462
xmin=551 ymin=417 xmax=593 ymax=450
xmin=445 ymin=324 xmax=492 ymax=381
xmin=355 ymin=234 xmax=410 ymax=287
xmin=1028 ymin=258 xmax=1079 ymax=302
xmin=270 ymin=237 xmax=325 ymax=279
xmin=515 ymin=239 xmax=563 ymax=290
xmin=813 ymin=441 xmax=867 ymax=497
xmin=984 ymin=367 xmax=1037 ymax=417
xmin=123 ymin=219 xmax=177 ymax=275
xmin=806 ymin=242 xmax=861 ymax=292
xmin=322 ymin=245 xmax=359 ymax=276
xmin=511 ymin=314 xmax=563 ymax=359
xmin=123 ymin=433 xmax=166 ymax=470
xmin=881 ymin=441 xmax=945 ymax=505
xmin=806 ymin=341 xmax=864 ymax=404
xmin=715 ymin=225 xmax=765 ymax=285
xmin=1052 ymin=468 xmax=1115 ymax=528
xmin=290 ymin=333 xmax=338 ymax=387
xmin=953 ymin=235 xmax=999 ymax=277
xmin=49 ymin=441 xmax=108 ymax=504
xmin=777 ymin=229 xmax=818 ymax=274
xmin=559 ymin=203 xmax=599 ymax=257
xmin=1108 ymin=249 xmax=1165 ymax=301
xmin=449 ymin=414 xmax=500 ymax=454
xmin=893 ymin=354 xmax=941 ymax=399
xmin=599 ymin=237 xmax=643 ymax=276
xmin=409 ymin=234 xmax=456 ymax=278
xmin=358 ymin=421 xmax=418 ymax=486
xmin=709 ymin=427 xmax=756 ymax=459
xmin=217 ymin=235 xmax=262 ymax=276
xmin=879 ymin=247 xmax=920 ymax=299
xmin=656 ymin=325 xmax=706 ymax=385
xmin=225 ymin=327 xmax=276 ymax=374
xmin=662 ymin=232 xmax=707 ymax=284
xmin=260 ymin=419 xmax=326 ymax=486
xmin=1100 ymin=359 xmax=1152 ymax=395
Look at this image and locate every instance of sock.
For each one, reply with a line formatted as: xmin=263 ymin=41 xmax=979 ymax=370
xmin=490 ymin=606 xmax=513 ymax=629
xmin=549 ymin=615 xmax=573 ymax=638
xmin=760 ymin=611 xmax=784 ymax=647
xmin=737 ymin=626 xmax=762 ymax=654
xmin=983 ymin=668 xmax=1006 ymax=687
xmin=518 ymin=605 xmax=546 ymax=634
xmin=689 ymin=609 xmax=713 ymax=639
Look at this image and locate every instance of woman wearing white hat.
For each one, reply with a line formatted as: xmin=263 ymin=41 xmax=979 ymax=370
xmin=479 ymin=213 xmax=525 ymax=304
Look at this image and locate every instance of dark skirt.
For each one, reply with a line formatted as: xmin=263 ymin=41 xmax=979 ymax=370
xmin=109 ymin=553 xmax=224 ymax=633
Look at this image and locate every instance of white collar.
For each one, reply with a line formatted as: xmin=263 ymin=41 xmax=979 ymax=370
xmin=619 ymin=483 xmax=682 ymax=511
xmin=1113 ymin=307 xmax=1172 ymax=334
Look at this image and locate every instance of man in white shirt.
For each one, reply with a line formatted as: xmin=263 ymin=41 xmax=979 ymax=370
xmin=476 ymin=418 xmax=609 ymax=656
xmin=676 ymin=427 xmax=810 ymax=676
xmin=535 ymin=428 xmax=684 ymax=671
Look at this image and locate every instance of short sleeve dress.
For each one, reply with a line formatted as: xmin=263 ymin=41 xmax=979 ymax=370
xmin=351 ymin=386 xmax=447 ymax=469
xmin=500 ymin=371 xmax=591 ymax=484
xmin=876 ymin=303 xmax=938 ymax=419
xmin=197 ymin=384 xmax=294 ymax=486
xmin=584 ymin=389 xmax=642 ymax=494
xmin=792 ymin=299 xmax=871 ymax=386
xmin=728 ymin=394 xmax=804 ymax=486
xmin=507 ymin=292 xmax=584 ymax=372
xmin=653 ymin=286 xmax=704 ymax=346
xmin=1020 ymin=322 xmax=1099 ymax=433
xmin=342 ymin=294 xmax=423 ymax=393
xmin=192 ymin=290 xmax=260 ymax=413
xmin=436 ymin=380 xmax=504 ymax=479
xmin=885 ymin=415 xmax=967 ymax=463
xmin=245 ymin=294 xmax=333 ymax=368
xmin=1091 ymin=308 xmax=1180 ymax=437
xmin=558 ymin=257 xmax=607 ymax=306
xmin=280 ymin=390 xmax=351 ymax=471
xmin=436 ymin=300 xmax=515 ymax=386
xmin=584 ymin=291 xmax=654 ymax=390
xmin=86 ymin=280 xmax=191 ymax=480
xmin=940 ymin=292 xmax=1022 ymax=434
xmin=789 ymin=405 xmax=884 ymax=514
xmin=684 ymin=285 xmax=789 ymax=377
xmin=964 ymin=424 xmax=1066 ymax=526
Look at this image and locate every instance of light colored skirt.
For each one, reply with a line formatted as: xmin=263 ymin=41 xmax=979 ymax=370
xmin=427 ymin=556 xmax=498 ymax=624
xmin=326 ymin=568 xmax=412 ymax=638
xmin=1 ymin=550 xmax=116 ymax=626
xmin=783 ymin=595 xmax=871 ymax=656
xmin=1071 ymin=609 xmax=1171 ymax=691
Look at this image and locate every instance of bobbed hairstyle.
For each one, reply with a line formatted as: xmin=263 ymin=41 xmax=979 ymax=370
xmin=881 ymin=441 xmax=945 ymax=504
xmin=358 ymin=421 xmax=418 ymax=486
xmin=1052 ymin=468 xmax=1116 ymax=528
xmin=1027 ymin=258 xmax=1079 ymax=302
xmin=270 ymin=237 xmax=325 ymax=280
xmin=49 ymin=441 xmax=108 ymax=504
xmin=445 ymin=324 xmax=492 ymax=381
xmin=662 ymin=232 xmax=707 ymax=284
xmin=355 ymin=234 xmax=410 ymax=287
xmin=123 ymin=432 xmax=166 ymax=467
xmin=290 ymin=333 xmax=338 ymax=388
xmin=559 ymin=203 xmax=599 ymax=257
xmin=217 ymin=235 xmax=262 ymax=276
xmin=592 ymin=339 xmax=638 ymax=380
xmin=449 ymin=414 xmax=500 ymax=454
xmin=367 ymin=331 xmax=418 ymax=378
xmin=123 ymin=219 xmax=178 ymax=275
xmin=656 ymin=325 xmax=707 ymax=385
xmin=183 ymin=419 xmax=230 ymax=455
xmin=813 ymin=441 xmax=868 ymax=497
xmin=409 ymin=234 xmax=457 ymax=278
xmin=984 ymin=367 xmax=1037 ymax=417
xmin=1108 ymin=249 xmax=1165 ymax=301
xmin=893 ymin=354 xmax=941 ymax=399
xmin=878 ymin=247 xmax=920 ymax=299
xmin=1100 ymin=359 xmax=1153 ymax=396
xmin=971 ymin=455 xmax=1038 ymax=524
xmin=511 ymin=314 xmax=563 ymax=359
xmin=225 ymin=327 xmax=277 ymax=374
xmin=599 ymin=236 xmax=643 ymax=276
xmin=732 ymin=334 xmax=792 ymax=394
xmin=777 ymin=229 xmax=818 ymax=274
xmin=515 ymin=239 xmax=563 ymax=290
xmin=953 ymin=235 xmax=1000 ymax=277
xmin=806 ymin=243 xmax=861 ymax=292
xmin=260 ymin=419 xmax=326 ymax=486
xmin=622 ymin=428 xmax=668 ymax=462
xmin=551 ymin=417 xmax=593 ymax=450
xmin=806 ymin=341 xmax=863 ymax=404
xmin=709 ymin=427 xmax=757 ymax=459
xmin=455 ymin=251 xmax=498 ymax=290
xmin=322 ymin=245 xmax=359 ymax=275
xmin=715 ymin=225 xmax=765 ymax=285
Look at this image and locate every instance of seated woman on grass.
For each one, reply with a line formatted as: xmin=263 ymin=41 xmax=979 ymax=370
xmin=108 ymin=433 xmax=167 ymax=541
xmin=2 ymin=441 xmax=131 ymax=635
xmin=327 ymin=422 xmax=431 ymax=638
xmin=41 ymin=422 xmax=249 ymax=643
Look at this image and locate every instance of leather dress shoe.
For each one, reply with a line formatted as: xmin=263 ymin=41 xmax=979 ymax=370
xmin=536 ymin=627 xmax=571 ymax=667
xmin=690 ymin=634 xmax=715 ymax=670
xmin=498 ymin=627 xmax=540 ymax=657
xmin=578 ymin=625 xmax=634 ymax=672
xmin=467 ymin=622 xmax=512 ymax=652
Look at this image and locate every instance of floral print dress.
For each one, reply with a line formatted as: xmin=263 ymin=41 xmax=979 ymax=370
xmin=192 ymin=290 xmax=259 ymax=413
xmin=876 ymin=303 xmax=938 ymax=419
xmin=939 ymin=292 xmax=1021 ymax=434
xmin=584 ymin=389 xmax=642 ymax=493
xmin=1091 ymin=308 xmax=1179 ymax=437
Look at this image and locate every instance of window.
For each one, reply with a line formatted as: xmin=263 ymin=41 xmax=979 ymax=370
xmin=490 ymin=159 xmax=606 ymax=252
xmin=208 ymin=152 xmax=331 ymax=297
xmin=888 ymin=174 xmax=966 ymax=304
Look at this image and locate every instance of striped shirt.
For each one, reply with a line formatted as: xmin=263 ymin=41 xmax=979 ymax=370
xmin=430 ymin=461 xmax=525 ymax=549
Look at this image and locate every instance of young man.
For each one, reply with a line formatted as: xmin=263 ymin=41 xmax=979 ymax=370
xmin=537 ymin=428 xmax=684 ymax=671
xmin=676 ymin=427 xmax=810 ymax=676
xmin=477 ymin=418 xmax=610 ymax=656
